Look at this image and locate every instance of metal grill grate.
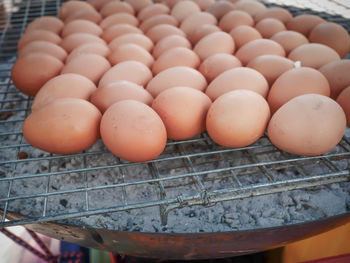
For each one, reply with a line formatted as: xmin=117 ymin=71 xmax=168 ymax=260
xmin=0 ymin=0 xmax=350 ymax=229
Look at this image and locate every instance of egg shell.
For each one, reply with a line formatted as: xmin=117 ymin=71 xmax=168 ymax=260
xmin=159 ymin=0 xmax=182 ymax=8
xmin=180 ymin=12 xmax=217 ymax=36
xmin=199 ymin=53 xmax=242 ymax=83
xmin=60 ymin=33 xmax=106 ymax=53
xmin=61 ymin=19 xmax=103 ymax=37
xmin=64 ymin=9 xmax=102 ymax=24
xmin=267 ymin=94 xmax=346 ymax=156
xmin=124 ymin=0 xmax=153 ymax=13
xmin=146 ymin=66 xmax=207 ymax=97
xmin=171 ymin=1 xmax=201 ymax=23
xmin=18 ymin=41 xmax=67 ymax=62
xmin=88 ymin=0 xmax=114 ymax=10
xmin=309 ymin=22 xmax=350 ymax=59
xmin=188 ymin=24 xmax=221 ymax=45
xmin=205 ymin=1 xmax=236 ymax=20
xmin=267 ymin=67 xmax=331 ymax=114
xmin=25 ymin=16 xmax=64 ymax=35
xmin=205 ymin=67 xmax=269 ymax=101
xmin=255 ymin=18 xmax=286 ymax=38
xmin=234 ymin=0 xmax=267 ymax=17
xmin=108 ymin=43 xmax=154 ymax=67
xmin=12 ymin=53 xmax=63 ymax=96
xmin=31 ymin=73 xmax=97 ymax=111
xmin=235 ymin=39 xmax=285 ymax=66
xmin=61 ymin=54 xmax=111 ymax=84
xmin=98 ymin=61 xmax=153 ymax=89
xmin=100 ymin=100 xmax=167 ymax=162
xmin=137 ymin=3 xmax=170 ymax=22
xmin=152 ymin=35 xmax=191 ymax=59
xmin=319 ymin=60 xmax=350 ymax=99
xmin=288 ymin=43 xmax=340 ymax=69
xmin=206 ymin=89 xmax=270 ymax=147
xmin=336 ymin=86 xmax=350 ymax=126
xmin=99 ymin=13 xmax=139 ymax=30
xmin=152 ymin=86 xmax=212 ymax=140
xmin=23 ymin=98 xmax=101 ymax=154
xmin=59 ymin=1 xmax=95 ymax=21
xmin=17 ymin=29 xmax=62 ymax=50
xmin=66 ymin=42 xmax=110 ymax=64
xmin=219 ymin=10 xmax=254 ymax=32
xmin=191 ymin=0 xmax=215 ymax=11
xmin=229 ymin=25 xmax=262 ymax=50
xmin=140 ymin=14 xmax=179 ymax=34
xmin=91 ymin=81 xmax=153 ymax=113
xmin=100 ymin=1 xmax=135 ymax=18
xmin=254 ymin=7 xmax=292 ymax=24
xmin=108 ymin=33 xmax=154 ymax=52
xmin=102 ymin=24 xmax=143 ymax=43
xmin=270 ymin=30 xmax=309 ymax=55
xmin=146 ymin=24 xmax=185 ymax=44
xmin=246 ymin=55 xmax=294 ymax=86
xmin=286 ymin=14 xmax=325 ymax=36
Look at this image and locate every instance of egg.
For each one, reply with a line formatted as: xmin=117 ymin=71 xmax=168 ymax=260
xmin=66 ymin=42 xmax=110 ymax=64
xmin=60 ymin=33 xmax=106 ymax=53
xmin=254 ymin=7 xmax=292 ymax=24
xmin=91 ymin=81 xmax=153 ymax=113
xmin=100 ymin=100 xmax=167 ymax=162
xmin=12 ymin=53 xmax=63 ymax=96
xmin=17 ymin=29 xmax=62 ymax=50
xmin=59 ymin=1 xmax=95 ymax=21
xmin=17 ymin=41 xmax=67 ymax=62
xmin=219 ymin=10 xmax=254 ymax=32
xmin=288 ymin=43 xmax=340 ymax=69
xmin=23 ymin=98 xmax=101 ymax=154
xmin=102 ymin=24 xmax=143 ymax=43
xmin=152 ymin=47 xmax=200 ymax=75
xmin=25 ymin=16 xmax=64 ymax=35
xmin=206 ymin=89 xmax=270 ymax=147
xmin=64 ymin=9 xmax=102 ymax=24
xmin=159 ymin=0 xmax=182 ymax=9
xmin=88 ymin=0 xmax=115 ymax=11
xmin=100 ymin=1 xmax=135 ymax=18
xmin=235 ymin=39 xmax=285 ymax=66
xmin=267 ymin=94 xmax=346 ymax=156
xmin=336 ymin=86 xmax=350 ymax=126
xmin=146 ymin=66 xmax=207 ymax=97
xmin=99 ymin=13 xmax=139 ymax=30
xmin=319 ymin=60 xmax=350 ymax=99
xmin=267 ymin=67 xmax=330 ymax=114
xmin=188 ymin=24 xmax=221 ymax=45
xmin=61 ymin=54 xmax=111 ymax=84
xmin=234 ymin=0 xmax=267 ymax=17
xmin=270 ymin=30 xmax=309 ymax=55
xmin=99 ymin=61 xmax=153 ymax=89
xmin=31 ymin=74 xmax=97 ymax=111
xmin=255 ymin=18 xmax=286 ymax=38
xmin=246 ymin=55 xmax=294 ymax=86
xmin=146 ymin=24 xmax=185 ymax=43
xmin=124 ymin=0 xmax=153 ymax=13
xmin=229 ymin=25 xmax=262 ymax=50
xmin=180 ymin=12 xmax=217 ymax=36
xmin=199 ymin=53 xmax=242 ymax=83
xmin=137 ymin=3 xmax=170 ymax=22
xmin=152 ymin=87 xmax=212 ymax=140
xmin=309 ymin=22 xmax=350 ymax=58
xmin=171 ymin=1 xmax=201 ymax=23
xmin=108 ymin=43 xmax=154 ymax=67
xmin=286 ymin=14 xmax=325 ymax=36
xmin=140 ymin=14 xmax=178 ymax=33
xmin=152 ymin=35 xmax=191 ymax=59
xmin=205 ymin=1 xmax=236 ymax=20
xmin=191 ymin=0 xmax=215 ymax=11
xmin=61 ymin=19 xmax=103 ymax=37
xmin=108 ymin=33 xmax=153 ymax=52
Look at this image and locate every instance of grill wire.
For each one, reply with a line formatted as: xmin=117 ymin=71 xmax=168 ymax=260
xmin=0 ymin=0 xmax=350 ymax=229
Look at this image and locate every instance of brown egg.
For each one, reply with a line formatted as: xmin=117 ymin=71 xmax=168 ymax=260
xmin=137 ymin=4 xmax=170 ymax=22
xmin=61 ymin=33 xmax=106 ymax=53
xmin=100 ymin=100 xmax=167 ymax=162
xmin=188 ymin=24 xmax=221 ymax=45
xmin=100 ymin=1 xmax=135 ymax=18
xmin=246 ymin=55 xmax=294 ymax=86
xmin=199 ymin=53 xmax=242 ymax=83
xmin=61 ymin=19 xmax=103 ymax=37
xmin=267 ymin=94 xmax=346 ymax=156
xmin=146 ymin=66 xmax=207 ymax=97
xmin=219 ymin=10 xmax=254 ymax=32
xmin=88 ymin=0 xmax=114 ymax=11
xmin=255 ymin=18 xmax=286 ymax=38
xmin=61 ymin=54 xmax=111 ymax=84
xmin=336 ymin=86 xmax=350 ymax=126
xmin=12 ymin=53 xmax=63 ymax=96
xmin=234 ymin=0 xmax=267 ymax=17
xmin=270 ymin=30 xmax=309 ymax=55
xmin=152 ymin=47 xmax=200 ymax=75
xmin=254 ymin=7 xmax=292 ymax=24
xmin=31 ymin=73 xmax=97 ymax=111
xmin=288 ymin=43 xmax=340 ymax=69
xmin=18 ymin=41 xmax=67 ymax=62
xmin=146 ymin=24 xmax=185 ymax=43
xmin=319 ymin=60 xmax=350 ymax=99
xmin=64 ymin=9 xmax=102 ymax=25
xmin=206 ymin=89 xmax=270 ymax=147
xmin=286 ymin=14 xmax=325 ymax=37
xmin=17 ymin=29 xmax=62 ymax=50
xmin=267 ymin=67 xmax=330 ymax=114
xmin=191 ymin=0 xmax=215 ymax=11
xmin=235 ymin=39 xmax=285 ymax=66
xmin=205 ymin=67 xmax=268 ymax=101
xmin=140 ymin=14 xmax=178 ymax=33
xmin=171 ymin=0 xmax=201 ymax=23
xmin=59 ymin=1 xmax=95 ymax=21
xmin=91 ymin=81 xmax=153 ymax=113
xmin=180 ymin=12 xmax=217 ymax=36
xmin=152 ymin=35 xmax=192 ymax=59
xmin=108 ymin=43 xmax=154 ymax=67
xmin=124 ymin=0 xmax=153 ymax=13
xmin=99 ymin=61 xmax=153 ymax=89
xmin=159 ymin=0 xmax=182 ymax=8
xmin=66 ymin=42 xmax=110 ymax=64
xmin=229 ymin=25 xmax=262 ymax=50
xmin=25 ymin=16 xmax=64 ymax=35
xmin=205 ymin=1 xmax=236 ymax=20
xmin=152 ymin=86 xmax=212 ymax=140
xmin=23 ymin=98 xmax=101 ymax=154
xmin=108 ymin=33 xmax=153 ymax=52
xmin=194 ymin=32 xmax=235 ymax=61
xmin=309 ymin=22 xmax=350 ymax=58
xmin=102 ymin=24 xmax=143 ymax=43
xmin=99 ymin=13 xmax=139 ymax=30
